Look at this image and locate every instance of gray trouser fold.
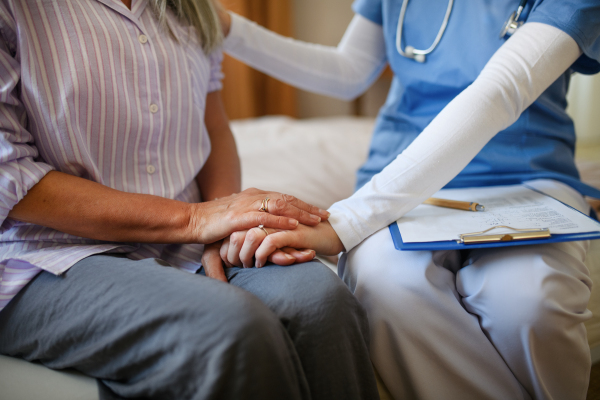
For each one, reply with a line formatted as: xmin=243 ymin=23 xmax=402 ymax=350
xmin=0 ymin=255 xmax=379 ymax=400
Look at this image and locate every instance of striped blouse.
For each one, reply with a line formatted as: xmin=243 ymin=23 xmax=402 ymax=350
xmin=0 ymin=0 xmax=223 ymax=310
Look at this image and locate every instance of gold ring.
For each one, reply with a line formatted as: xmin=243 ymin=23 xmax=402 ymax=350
xmin=258 ymin=197 xmax=270 ymax=213
xmin=257 ymin=224 xmax=269 ymax=236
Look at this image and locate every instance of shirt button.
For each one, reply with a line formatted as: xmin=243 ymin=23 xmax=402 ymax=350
xmin=138 ymin=34 xmax=148 ymax=44
xmin=146 ymin=165 xmax=156 ymax=174
xmin=149 ymin=104 xmax=159 ymax=113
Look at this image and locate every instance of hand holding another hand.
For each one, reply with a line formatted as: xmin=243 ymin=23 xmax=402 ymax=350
xmin=220 ymin=227 xmax=317 ymax=269
xmin=197 ymin=188 xmax=330 ymax=282
xmin=217 ymin=221 xmax=344 ymax=272
xmin=253 ymin=221 xmax=344 ymax=267
xmin=191 ymin=188 xmax=329 ymax=245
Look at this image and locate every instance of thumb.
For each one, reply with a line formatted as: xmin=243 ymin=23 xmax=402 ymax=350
xmin=202 ymin=247 xmax=228 ymax=283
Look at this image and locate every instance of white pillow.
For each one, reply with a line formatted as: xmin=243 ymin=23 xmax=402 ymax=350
xmin=231 ymin=116 xmax=375 ymax=210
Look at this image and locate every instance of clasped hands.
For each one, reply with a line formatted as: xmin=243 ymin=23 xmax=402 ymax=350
xmin=200 ymin=188 xmax=344 ymax=282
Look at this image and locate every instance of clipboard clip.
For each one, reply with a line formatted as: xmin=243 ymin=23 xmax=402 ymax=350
xmin=457 ymin=225 xmax=551 ymax=244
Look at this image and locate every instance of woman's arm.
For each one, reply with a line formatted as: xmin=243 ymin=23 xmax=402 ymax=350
xmin=222 ymin=13 xmax=387 ymax=101
xmin=7 ymin=171 xmax=326 ymax=245
xmin=196 ymin=91 xmax=241 ymax=201
xmin=197 ymin=91 xmax=320 ymax=278
xmin=196 ymin=90 xmax=241 ymax=282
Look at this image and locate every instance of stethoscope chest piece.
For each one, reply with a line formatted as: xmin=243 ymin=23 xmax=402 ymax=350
xmin=404 ymin=46 xmax=426 ymax=63
xmin=396 ymin=0 xmax=454 ymax=63
xmin=500 ymin=0 xmax=528 ymax=39
xmin=500 ymin=11 xmax=524 ymax=39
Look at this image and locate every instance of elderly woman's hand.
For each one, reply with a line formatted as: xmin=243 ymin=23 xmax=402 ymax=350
xmin=190 ymin=188 xmax=329 ymax=245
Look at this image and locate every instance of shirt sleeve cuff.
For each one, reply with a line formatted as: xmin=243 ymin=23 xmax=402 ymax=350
xmin=327 ymin=205 xmax=365 ymax=252
xmin=0 ymin=158 xmax=54 ymax=226
xmin=207 ymin=49 xmax=224 ymax=93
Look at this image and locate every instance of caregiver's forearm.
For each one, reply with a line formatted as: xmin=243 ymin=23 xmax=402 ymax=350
xmin=7 ymin=170 xmax=196 ymax=244
xmin=196 ymin=91 xmax=241 ymax=201
xmin=223 ymin=13 xmax=387 ymax=101
xmin=327 ymin=23 xmax=583 ymax=251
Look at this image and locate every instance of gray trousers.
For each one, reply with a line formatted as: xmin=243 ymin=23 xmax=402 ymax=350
xmin=0 ymin=255 xmax=379 ymax=400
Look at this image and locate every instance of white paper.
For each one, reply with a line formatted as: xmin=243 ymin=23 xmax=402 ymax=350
xmin=397 ymin=185 xmax=600 ymax=243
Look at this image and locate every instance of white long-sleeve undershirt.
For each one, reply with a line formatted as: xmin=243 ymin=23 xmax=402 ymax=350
xmin=327 ymin=23 xmax=581 ymax=250
xmin=224 ymin=16 xmax=582 ymax=252
xmin=223 ymin=13 xmax=387 ymax=101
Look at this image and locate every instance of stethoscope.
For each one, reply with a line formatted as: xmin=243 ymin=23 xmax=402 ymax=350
xmin=397 ymin=0 xmax=529 ymax=63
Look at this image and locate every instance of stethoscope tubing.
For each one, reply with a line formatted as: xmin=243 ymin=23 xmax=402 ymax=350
xmin=397 ymin=0 xmax=529 ymax=62
xmin=395 ymin=0 xmax=454 ymax=58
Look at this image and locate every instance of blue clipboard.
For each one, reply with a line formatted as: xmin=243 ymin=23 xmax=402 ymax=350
xmin=389 ymin=221 xmax=600 ymax=251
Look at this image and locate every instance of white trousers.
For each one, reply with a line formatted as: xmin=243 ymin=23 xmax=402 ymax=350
xmin=340 ymin=181 xmax=593 ymax=400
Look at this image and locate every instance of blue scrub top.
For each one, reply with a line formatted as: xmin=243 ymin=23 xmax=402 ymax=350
xmin=352 ymin=0 xmax=600 ymax=198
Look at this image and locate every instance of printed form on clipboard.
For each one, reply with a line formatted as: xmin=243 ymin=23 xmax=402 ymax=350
xmin=389 ymin=184 xmax=600 ymax=251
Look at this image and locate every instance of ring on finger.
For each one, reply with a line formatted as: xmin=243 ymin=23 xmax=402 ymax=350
xmin=257 ymin=224 xmax=269 ymax=236
xmin=258 ymin=197 xmax=270 ymax=213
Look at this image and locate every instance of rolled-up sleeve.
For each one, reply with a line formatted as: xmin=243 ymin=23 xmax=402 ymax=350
xmin=0 ymin=18 xmax=53 ymax=226
xmin=207 ymin=49 xmax=224 ymax=93
xmin=527 ymin=0 xmax=600 ymax=74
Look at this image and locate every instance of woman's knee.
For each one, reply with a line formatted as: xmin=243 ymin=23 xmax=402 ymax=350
xmin=160 ymin=283 xmax=283 ymax=350
xmin=265 ymin=261 xmax=368 ymax=334
xmin=112 ymin=285 xmax=302 ymax=398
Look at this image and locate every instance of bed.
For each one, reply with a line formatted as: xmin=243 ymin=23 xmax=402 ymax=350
xmin=0 ymin=116 xmax=598 ymax=399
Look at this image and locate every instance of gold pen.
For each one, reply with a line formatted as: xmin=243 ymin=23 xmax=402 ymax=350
xmin=424 ymin=197 xmax=485 ymax=212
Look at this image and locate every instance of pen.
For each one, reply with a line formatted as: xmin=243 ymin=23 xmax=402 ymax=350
xmin=424 ymin=197 xmax=485 ymax=212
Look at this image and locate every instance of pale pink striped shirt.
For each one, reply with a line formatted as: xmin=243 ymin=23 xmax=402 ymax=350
xmin=0 ymin=0 xmax=224 ymax=310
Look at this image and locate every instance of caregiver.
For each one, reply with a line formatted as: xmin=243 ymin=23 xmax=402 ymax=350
xmin=219 ymin=1 xmax=600 ymax=399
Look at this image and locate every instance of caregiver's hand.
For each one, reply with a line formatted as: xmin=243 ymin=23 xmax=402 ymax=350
xmin=220 ymin=228 xmax=316 ymax=269
xmin=192 ymin=188 xmax=329 ymax=244
xmin=254 ymin=222 xmax=344 ymax=267
xmin=221 ymin=221 xmax=344 ymax=268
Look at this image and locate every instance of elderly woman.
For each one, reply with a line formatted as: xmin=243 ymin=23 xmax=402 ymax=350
xmin=0 ymin=1 xmax=379 ymax=399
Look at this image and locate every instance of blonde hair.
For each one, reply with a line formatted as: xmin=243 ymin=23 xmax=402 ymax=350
xmin=149 ymin=0 xmax=223 ymax=54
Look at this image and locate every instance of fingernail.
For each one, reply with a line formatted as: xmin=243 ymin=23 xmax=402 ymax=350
xmin=302 ymin=250 xmax=314 ymax=256
xmin=255 ymin=260 xmax=263 ymax=268
xmin=289 ymin=219 xmax=299 ymax=226
xmin=319 ymin=209 xmax=330 ymax=217
xmin=310 ymin=214 xmax=321 ymax=222
xmin=285 ymin=254 xmax=295 ymax=261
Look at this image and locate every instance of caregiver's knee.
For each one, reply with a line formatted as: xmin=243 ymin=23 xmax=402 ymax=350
xmin=480 ymin=272 xmax=590 ymax=337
